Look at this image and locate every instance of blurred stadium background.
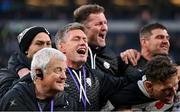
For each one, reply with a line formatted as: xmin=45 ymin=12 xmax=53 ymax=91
xmin=0 ymin=0 xmax=180 ymax=68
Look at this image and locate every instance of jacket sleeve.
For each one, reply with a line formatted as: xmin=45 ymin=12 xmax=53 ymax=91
xmin=93 ymin=69 xmax=129 ymax=107
xmin=0 ymin=69 xmax=18 ymax=101
xmin=117 ymin=56 xmax=129 ymax=75
xmin=0 ymin=88 xmax=28 ymax=110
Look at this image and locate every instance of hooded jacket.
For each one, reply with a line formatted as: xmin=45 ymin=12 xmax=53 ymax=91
xmin=65 ymin=64 xmax=129 ymax=111
xmin=0 ymin=68 xmax=18 ymax=101
xmin=8 ymin=52 xmax=31 ymax=74
xmin=0 ymin=76 xmax=77 ymax=111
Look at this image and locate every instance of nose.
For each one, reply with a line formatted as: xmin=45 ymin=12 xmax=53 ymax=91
xmin=162 ymin=36 xmax=169 ymax=43
xmin=172 ymin=86 xmax=178 ymax=95
xmin=79 ymin=38 xmax=87 ymax=45
xmin=43 ymin=43 xmax=51 ymax=48
xmin=101 ymin=23 xmax=108 ymax=32
xmin=60 ymin=71 xmax=67 ymax=80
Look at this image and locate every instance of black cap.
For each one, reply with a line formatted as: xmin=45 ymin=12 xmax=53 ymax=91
xmin=17 ymin=26 xmax=51 ymax=54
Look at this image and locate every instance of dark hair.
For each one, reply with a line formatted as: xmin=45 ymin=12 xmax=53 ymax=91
xmin=140 ymin=22 xmax=167 ymax=38
xmin=73 ymin=4 xmax=104 ymax=23
xmin=145 ymin=55 xmax=177 ymax=83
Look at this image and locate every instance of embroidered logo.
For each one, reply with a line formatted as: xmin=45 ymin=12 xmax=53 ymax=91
xmin=10 ymin=100 xmax=17 ymax=106
xmin=86 ymin=78 xmax=92 ymax=87
xmin=103 ymin=61 xmax=110 ymax=69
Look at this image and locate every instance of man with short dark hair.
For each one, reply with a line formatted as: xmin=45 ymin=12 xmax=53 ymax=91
xmin=110 ymin=55 xmax=178 ymax=111
xmin=122 ymin=22 xmax=171 ymax=82
xmin=74 ymin=4 xmax=128 ymax=76
xmin=73 ymin=4 xmax=140 ymax=110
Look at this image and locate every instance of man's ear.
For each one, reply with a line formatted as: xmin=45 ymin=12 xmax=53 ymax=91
xmin=58 ymin=43 xmax=66 ymax=54
xmin=35 ymin=68 xmax=43 ymax=80
xmin=140 ymin=37 xmax=149 ymax=47
xmin=176 ymin=66 xmax=180 ymax=80
xmin=140 ymin=37 xmax=146 ymax=45
xmin=144 ymin=80 xmax=153 ymax=96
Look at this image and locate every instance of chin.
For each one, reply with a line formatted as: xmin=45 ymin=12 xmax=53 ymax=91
xmin=57 ymin=87 xmax=64 ymax=92
xmin=159 ymin=50 xmax=169 ymax=54
xmin=99 ymin=43 xmax=106 ymax=47
xmin=77 ymin=58 xmax=87 ymax=63
xmin=55 ymin=85 xmax=65 ymax=91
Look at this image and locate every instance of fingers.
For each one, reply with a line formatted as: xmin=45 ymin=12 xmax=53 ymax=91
xmin=18 ymin=68 xmax=30 ymax=78
xmin=136 ymin=51 xmax=141 ymax=61
xmin=120 ymin=52 xmax=129 ymax=64
xmin=127 ymin=49 xmax=137 ymax=66
xmin=120 ymin=49 xmax=140 ymax=66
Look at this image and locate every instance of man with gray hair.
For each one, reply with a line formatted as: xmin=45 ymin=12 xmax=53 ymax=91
xmin=55 ymin=22 xmax=129 ymax=111
xmin=0 ymin=48 xmax=76 ymax=111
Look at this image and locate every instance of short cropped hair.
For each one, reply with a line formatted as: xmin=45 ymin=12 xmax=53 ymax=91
xmin=144 ymin=55 xmax=177 ymax=83
xmin=140 ymin=22 xmax=167 ymax=38
xmin=55 ymin=22 xmax=86 ymax=48
xmin=73 ymin=4 xmax=104 ymax=23
xmin=31 ymin=48 xmax=66 ymax=81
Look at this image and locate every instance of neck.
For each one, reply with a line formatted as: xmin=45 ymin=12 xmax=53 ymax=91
xmin=35 ymin=82 xmax=55 ymax=100
xmin=67 ymin=61 xmax=83 ymax=69
xmin=89 ymin=44 xmax=104 ymax=52
xmin=141 ymin=49 xmax=153 ymax=61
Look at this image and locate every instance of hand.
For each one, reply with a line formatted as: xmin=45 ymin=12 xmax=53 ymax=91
xmin=18 ymin=68 xmax=30 ymax=78
xmin=120 ymin=49 xmax=141 ymax=66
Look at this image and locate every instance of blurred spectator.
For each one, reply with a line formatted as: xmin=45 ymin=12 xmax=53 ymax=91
xmin=0 ymin=0 xmax=180 ymax=68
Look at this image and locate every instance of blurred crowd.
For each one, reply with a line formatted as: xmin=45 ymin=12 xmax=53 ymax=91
xmin=1 ymin=0 xmax=180 ymax=20
xmin=0 ymin=0 xmax=180 ymax=68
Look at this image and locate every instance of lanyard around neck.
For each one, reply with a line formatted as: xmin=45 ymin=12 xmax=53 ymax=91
xmin=67 ymin=66 xmax=90 ymax=111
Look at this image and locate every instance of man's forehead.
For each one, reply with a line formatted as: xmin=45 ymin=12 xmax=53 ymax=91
xmin=151 ymin=28 xmax=168 ymax=35
xmin=33 ymin=36 xmax=51 ymax=42
xmin=87 ymin=13 xmax=106 ymax=21
xmin=66 ymin=29 xmax=86 ymax=37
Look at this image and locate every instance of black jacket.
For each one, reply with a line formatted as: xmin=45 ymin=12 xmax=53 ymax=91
xmin=110 ymin=83 xmax=155 ymax=109
xmin=0 ymin=78 xmax=77 ymax=111
xmin=65 ymin=65 xmax=129 ymax=111
xmin=87 ymin=46 xmax=128 ymax=77
xmin=0 ymin=68 xmax=18 ymax=101
xmin=8 ymin=52 xmax=31 ymax=74
xmin=124 ymin=56 xmax=148 ymax=82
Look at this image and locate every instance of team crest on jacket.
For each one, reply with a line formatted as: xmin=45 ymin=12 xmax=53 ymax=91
xmin=86 ymin=78 xmax=92 ymax=87
xmin=103 ymin=61 xmax=110 ymax=69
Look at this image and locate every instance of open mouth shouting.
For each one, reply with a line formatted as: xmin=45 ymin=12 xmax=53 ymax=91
xmin=77 ymin=47 xmax=87 ymax=55
xmin=98 ymin=33 xmax=105 ymax=40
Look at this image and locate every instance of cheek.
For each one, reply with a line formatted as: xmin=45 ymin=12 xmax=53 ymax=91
xmin=152 ymin=87 xmax=162 ymax=96
xmin=30 ymin=46 xmax=42 ymax=53
xmin=88 ymin=27 xmax=99 ymax=35
xmin=47 ymin=77 xmax=57 ymax=85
